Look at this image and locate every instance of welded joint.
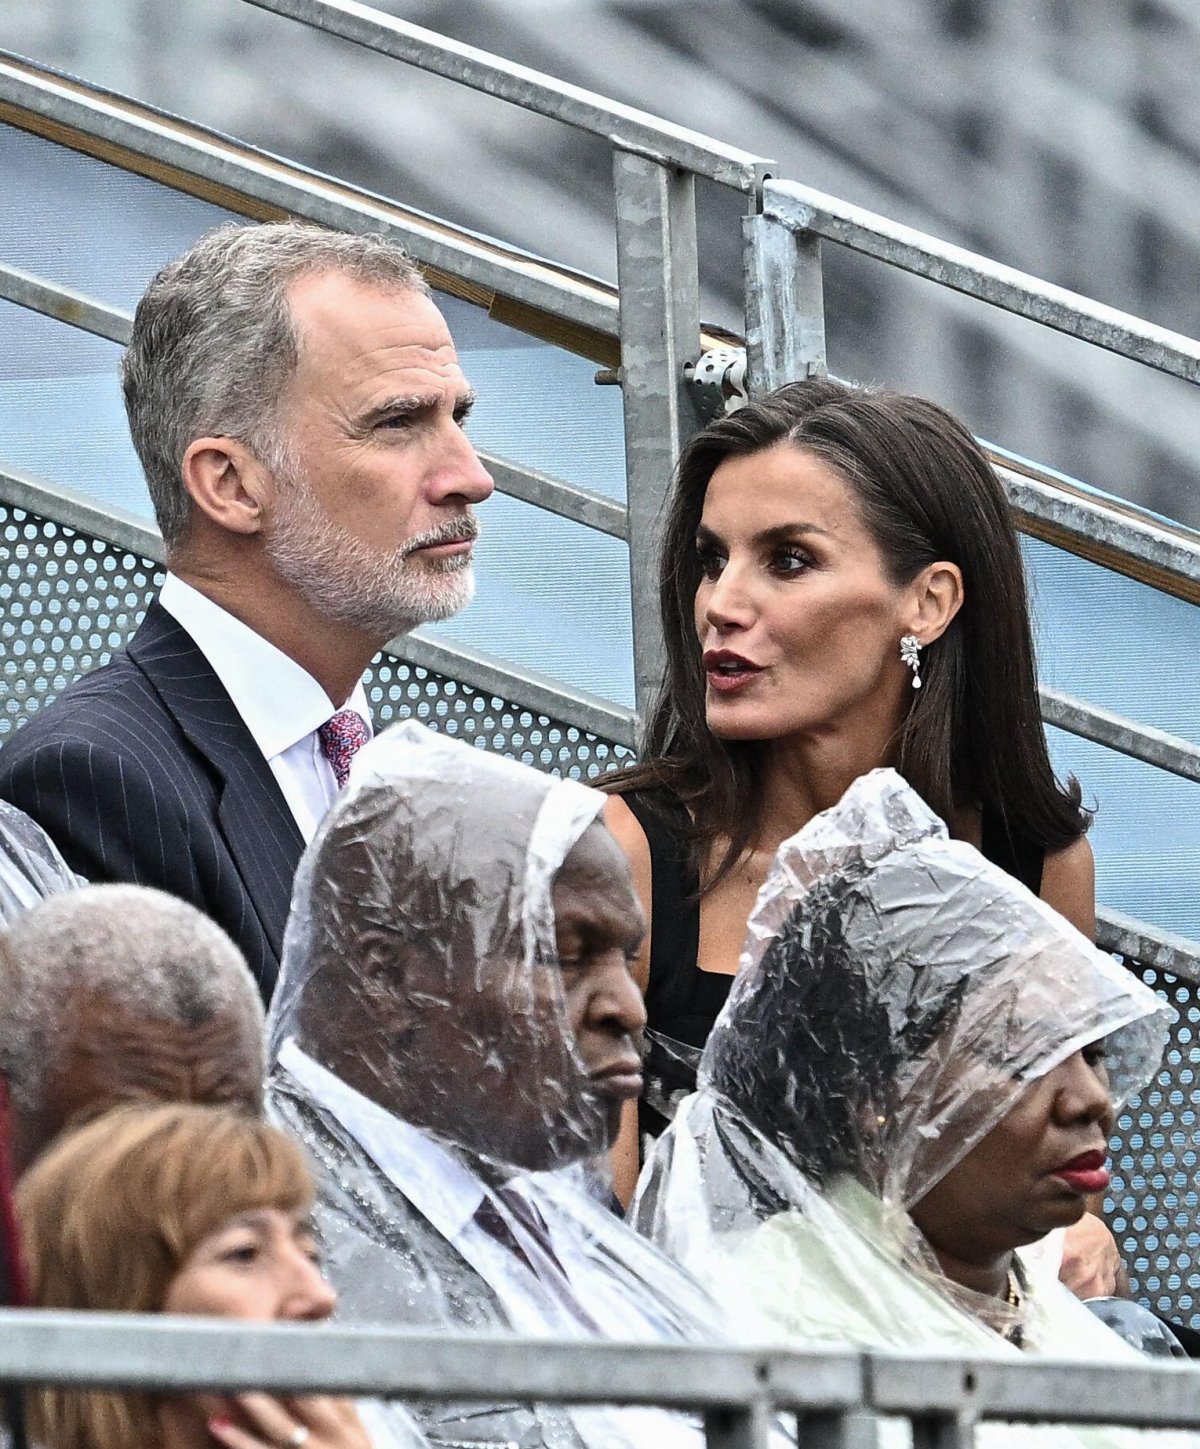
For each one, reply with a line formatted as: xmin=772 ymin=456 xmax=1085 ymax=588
xmin=686 ymin=346 xmax=749 ymax=421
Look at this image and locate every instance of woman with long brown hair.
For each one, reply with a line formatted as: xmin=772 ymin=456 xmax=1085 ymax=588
xmin=15 ymin=1103 xmax=423 ymax=1449
xmin=604 ymin=380 xmax=1101 ymax=1274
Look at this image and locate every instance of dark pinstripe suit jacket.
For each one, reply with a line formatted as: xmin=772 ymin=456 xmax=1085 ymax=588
xmin=0 ymin=602 xmax=304 ymax=998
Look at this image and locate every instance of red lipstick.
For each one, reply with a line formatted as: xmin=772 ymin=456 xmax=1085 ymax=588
xmin=702 ymin=649 xmax=763 ymax=694
xmin=1051 ymin=1149 xmax=1110 ymax=1196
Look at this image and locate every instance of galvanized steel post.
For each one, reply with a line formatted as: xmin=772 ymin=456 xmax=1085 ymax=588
xmin=743 ymin=209 xmax=827 ymax=394
xmin=612 ymin=148 xmax=702 ymax=727
xmin=799 ymin=1409 xmax=884 ymax=1448
xmin=703 ymin=1402 xmax=775 ymax=1449
xmin=910 ymin=1414 xmax=976 ymax=1449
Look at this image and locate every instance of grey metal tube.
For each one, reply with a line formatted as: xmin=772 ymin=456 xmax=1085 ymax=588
xmin=3 ymin=1316 xmax=1200 ymax=1431
xmin=1003 ymin=466 xmax=1200 ymax=594
xmin=613 ymin=149 xmax=702 ymax=725
xmin=0 ymin=1312 xmax=864 ymax=1409
xmin=391 ymin=630 xmax=636 ymax=750
xmin=1039 ymin=686 xmax=1200 ymax=785
xmin=241 ymin=0 xmax=771 ymax=192
xmin=478 ymin=452 xmax=627 ymax=539
xmin=742 ymin=211 xmax=826 ymax=394
xmin=0 ymin=261 xmax=132 ymax=345
xmin=869 ymin=1352 xmax=1200 ymax=1431
xmin=762 ymin=180 xmax=1200 ymax=383
xmin=1097 ymin=907 xmax=1200 ymax=984
xmin=0 ymin=59 xmax=618 ymax=342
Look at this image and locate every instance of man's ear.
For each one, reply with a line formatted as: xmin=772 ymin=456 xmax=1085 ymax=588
xmin=355 ymin=928 xmax=415 ymax=1028
xmin=904 ymin=560 xmax=964 ymax=646
xmin=180 ymin=436 xmax=275 ymax=538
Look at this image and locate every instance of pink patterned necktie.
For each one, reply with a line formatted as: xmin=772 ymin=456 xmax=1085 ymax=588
xmin=318 ymin=709 xmax=370 ymax=790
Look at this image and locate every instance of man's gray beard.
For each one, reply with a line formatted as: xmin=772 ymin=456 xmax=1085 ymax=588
xmin=264 ymin=471 xmax=477 ymax=639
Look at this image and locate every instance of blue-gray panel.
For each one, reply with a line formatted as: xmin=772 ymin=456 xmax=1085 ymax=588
xmin=1026 ymin=536 xmax=1199 ymax=940
xmin=0 ymin=118 xmax=633 ymax=704
xmin=1047 ymin=726 xmax=1200 ymax=940
xmin=1027 ymin=537 xmax=1200 ymax=747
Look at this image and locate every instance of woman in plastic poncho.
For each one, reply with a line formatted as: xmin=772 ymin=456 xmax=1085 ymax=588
xmin=632 ymin=769 xmax=1183 ymax=1447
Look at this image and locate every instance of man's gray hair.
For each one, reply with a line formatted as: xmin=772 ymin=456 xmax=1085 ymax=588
xmin=0 ymin=883 xmax=265 ymax=1111
xmin=121 ymin=221 xmax=430 ymax=548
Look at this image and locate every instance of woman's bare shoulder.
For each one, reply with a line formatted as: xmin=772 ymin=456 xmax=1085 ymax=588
xmin=603 ymin=792 xmax=651 ymax=864
xmin=1040 ymin=834 xmax=1096 ymax=938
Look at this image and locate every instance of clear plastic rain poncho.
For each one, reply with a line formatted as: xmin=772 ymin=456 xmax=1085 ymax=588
xmin=632 ymin=770 xmax=1178 ymax=1446
xmin=0 ymin=801 xmax=80 ymax=925
xmin=267 ymin=722 xmax=723 ymax=1449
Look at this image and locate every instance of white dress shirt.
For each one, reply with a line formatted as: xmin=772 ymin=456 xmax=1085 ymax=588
xmin=158 ymin=575 xmax=373 ymax=842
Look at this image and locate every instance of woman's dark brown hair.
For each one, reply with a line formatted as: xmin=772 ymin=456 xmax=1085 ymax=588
xmin=607 ymin=377 xmax=1087 ymax=887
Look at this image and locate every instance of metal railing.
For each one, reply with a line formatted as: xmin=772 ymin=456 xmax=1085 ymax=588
xmin=4 ymin=1313 xmax=1200 ymax=1449
xmin=746 ymin=179 xmax=1200 ymax=388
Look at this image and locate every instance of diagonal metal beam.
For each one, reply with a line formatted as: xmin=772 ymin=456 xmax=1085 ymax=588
xmin=1002 ymin=460 xmax=1200 ymax=603
xmin=0 ymin=261 xmax=132 ymax=344
xmin=478 ymin=452 xmax=626 ymax=539
xmin=762 ymin=179 xmax=1200 ymax=384
xmin=241 ymin=0 xmax=771 ymax=193
xmin=1039 ymin=687 xmax=1200 ymax=785
xmin=1096 ymin=908 xmax=1200 ymax=984
xmin=0 ymin=55 xmax=619 ymax=352
xmin=390 ymin=630 xmax=635 ymax=749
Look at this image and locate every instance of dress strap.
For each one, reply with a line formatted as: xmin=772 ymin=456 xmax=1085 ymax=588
xmin=619 ymin=789 xmax=701 ymax=1024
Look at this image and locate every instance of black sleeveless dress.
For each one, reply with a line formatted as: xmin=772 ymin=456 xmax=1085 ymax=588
xmin=622 ymin=786 xmax=1047 ymax=1140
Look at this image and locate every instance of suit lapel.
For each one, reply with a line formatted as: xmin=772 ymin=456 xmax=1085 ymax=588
xmin=128 ymin=602 xmax=306 ymax=961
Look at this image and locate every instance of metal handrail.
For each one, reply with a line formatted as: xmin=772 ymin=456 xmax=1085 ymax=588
xmin=3 ymin=1313 xmax=1200 ymax=1438
xmin=1097 ymin=907 xmax=1200 ymax=984
xmin=0 ymin=259 xmax=132 ymax=345
xmin=0 ymin=54 xmax=621 ymax=362
xmin=1039 ymin=688 xmax=1200 ymax=787
xmin=998 ymin=455 xmax=1200 ymax=606
xmin=761 ymin=179 xmax=1200 ymax=383
xmin=241 ymin=0 xmax=772 ymax=193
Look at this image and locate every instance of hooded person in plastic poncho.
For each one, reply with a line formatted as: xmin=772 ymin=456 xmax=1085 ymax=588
xmin=266 ymin=722 xmax=724 ymax=1449
xmin=0 ymin=800 xmax=80 ymax=924
xmin=632 ymin=769 xmax=1184 ymax=1449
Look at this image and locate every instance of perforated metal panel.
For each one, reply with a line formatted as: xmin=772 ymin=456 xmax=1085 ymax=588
xmin=365 ymin=660 xmax=630 ymax=780
xmin=1 ymin=505 xmax=162 ymax=734
xmin=0 ymin=501 xmax=631 ymax=781
xmin=1110 ymin=962 xmax=1200 ymax=1325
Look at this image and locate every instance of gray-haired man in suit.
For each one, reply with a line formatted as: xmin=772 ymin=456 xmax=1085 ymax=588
xmin=0 ymin=223 xmax=494 ymax=996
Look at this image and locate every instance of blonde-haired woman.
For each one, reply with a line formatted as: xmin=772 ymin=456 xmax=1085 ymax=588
xmin=16 ymin=1103 xmax=424 ymax=1449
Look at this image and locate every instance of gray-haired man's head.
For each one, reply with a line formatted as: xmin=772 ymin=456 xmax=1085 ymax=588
xmin=122 ymin=221 xmax=428 ymax=548
xmin=121 ymin=221 xmax=493 ymax=643
xmin=0 ymin=884 xmax=265 ymax=1174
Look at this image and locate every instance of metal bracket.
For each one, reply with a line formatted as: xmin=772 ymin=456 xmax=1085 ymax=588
xmin=685 ymin=345 xmax=749 ymax=422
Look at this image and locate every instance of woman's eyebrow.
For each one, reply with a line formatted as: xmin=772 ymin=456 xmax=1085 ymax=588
xmin=696 ymin=521 xmax=832 ymax=546
xmin=757 ymin=522 xmax=831 ymax=542
xmin=213 ymin=1209 xmax=273 ymax=1234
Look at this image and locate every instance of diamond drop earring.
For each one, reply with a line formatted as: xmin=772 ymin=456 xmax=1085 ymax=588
xmin=900 ymin=634 xmax=923 ymax=689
